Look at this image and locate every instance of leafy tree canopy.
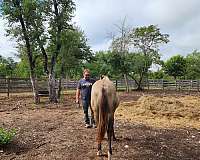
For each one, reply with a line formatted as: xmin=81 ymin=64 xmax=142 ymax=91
xmin=185 ymin=50 xmax=200 ymax=79
xmin=164 ymin=54 xmax=186 ymax=79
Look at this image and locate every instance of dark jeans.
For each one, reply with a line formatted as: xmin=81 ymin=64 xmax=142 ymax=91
xmin=82 ymin=99 xmax=90 ymax=124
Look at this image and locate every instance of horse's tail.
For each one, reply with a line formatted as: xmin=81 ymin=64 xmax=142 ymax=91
xmin=97 ymin=87 xmax=109 ymax=143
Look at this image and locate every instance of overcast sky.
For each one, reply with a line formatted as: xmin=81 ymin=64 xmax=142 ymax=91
xmin=1 ymin=0 xmax=200 ymax=61
xmin=0 ymin=17 xmax=18 ymax=58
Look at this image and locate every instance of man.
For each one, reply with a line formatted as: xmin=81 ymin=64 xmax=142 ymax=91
xmin=76 ymin=69 xmax=96 ymax=128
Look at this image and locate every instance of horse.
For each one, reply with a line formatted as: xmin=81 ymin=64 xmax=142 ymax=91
xmin=91 ymin=75 xmax=120 ymax=160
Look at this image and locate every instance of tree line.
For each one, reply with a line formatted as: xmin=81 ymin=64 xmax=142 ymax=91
xmin=0 ymin=1 xmax=200 ymax=103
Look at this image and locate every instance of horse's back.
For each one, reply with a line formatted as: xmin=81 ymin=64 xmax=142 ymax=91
xmin=91 ymin=77 xmax=119 ymax=112
xmin=91 ymin=78 xmax=116 ymax=98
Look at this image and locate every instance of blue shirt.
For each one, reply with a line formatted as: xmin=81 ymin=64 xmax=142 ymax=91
xmin=77 ymin=78 xmax=95 ymax=101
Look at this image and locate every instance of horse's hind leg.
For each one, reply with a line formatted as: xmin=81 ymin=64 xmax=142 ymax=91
xmin=107 ymin=116 xmax=113 ymax=160
xmin=112 ymin=116 xmax=117 ymax=141
xmin=97 ymin=142 xmax=102 ymax=156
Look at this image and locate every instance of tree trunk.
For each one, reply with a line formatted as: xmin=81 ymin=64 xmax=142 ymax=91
xmin=136 ymin=83 xmax=143 ymax=91
xmin=30 ymin=71 xmax=39 ymax=104
xmin=136 ymin=73 xmax=145 ymax=91
xmin=124 ymin=74 xmax=130 ymax=92
xmin=15 ymin=1 xmax=39 ymax=103
xmin=48 ymin=73 xmax=58 ymax=103
xmin=57 ymin=77 xmax=62 ymax=99
xmin=57 ymin=64 xmax=65 ymax=99
xmin=128 ymin=73 xmax=143 ymax=91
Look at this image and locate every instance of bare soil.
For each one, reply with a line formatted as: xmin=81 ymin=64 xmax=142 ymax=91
xmin=0 ymin=90 xmax=200 ymax=160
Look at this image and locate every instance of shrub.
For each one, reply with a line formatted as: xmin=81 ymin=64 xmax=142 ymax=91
xmin=0 ymin=127 xmax=16 ymax=145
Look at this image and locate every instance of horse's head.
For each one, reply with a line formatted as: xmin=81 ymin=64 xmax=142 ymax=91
xmin=100 ymin=75 xmax=110 ymax=80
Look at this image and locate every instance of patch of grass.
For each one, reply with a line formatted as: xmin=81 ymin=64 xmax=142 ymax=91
xmin=0 ymin=127 xmax=16 ymax=145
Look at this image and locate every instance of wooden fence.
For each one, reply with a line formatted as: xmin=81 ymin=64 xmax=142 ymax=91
xmin=33 ymin=79 xmax=200 ymax=91
xmin=146 ymin=79 xmax=200 ymax=91
xmin=0 ymin=78 xmax=200 ymax=97
xmin=0 ymin=78 xmax=48 ymax=97
xmin=0 ymin=78 xmax=32 ymax=97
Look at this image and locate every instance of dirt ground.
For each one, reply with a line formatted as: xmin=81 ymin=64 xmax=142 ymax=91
xmin=0 ymin=90 xmax=200 ymax=160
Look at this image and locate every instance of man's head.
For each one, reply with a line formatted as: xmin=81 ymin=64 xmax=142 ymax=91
xmin=83 ymin=69 xmax=90 ymax=80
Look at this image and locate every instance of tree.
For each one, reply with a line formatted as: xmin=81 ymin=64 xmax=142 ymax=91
xmin=111 ymin=24 xmax=169 ymax=90
xmin=128 ymin=25 xmax=169 ymax=90
xmin=56 ymin=27 xmax=93 ymax=98
xmin=127 ymin=52 xmax=152 ymax=90
xmin=14 ymin=55 xmax=44 ymax=78
xmin=1 ymin=0 xmax=48 ymax=103
xmin=85 ymin=51 xmax=128 ymax=80
xmin=185 ymin=50 xmax=200 ymax=79
xmin=0 ymin=56 xmax=17 ymax=77
xmin=37 ymin=0 xmax=76 ymax=102
xmin=1 ymin=0 xmax=76 ymax=103
xmin=148 ymin=70 xmax=168 ymax=79
xmin=164 ymin=55 xmax=186 ymax=79
xmin=58 ymin=27 xmax=92 ymax=78
xmin=84 ymin=51 xmax=111 ymax=78
xmin=110 ymin=18 xmax=131 ymax=92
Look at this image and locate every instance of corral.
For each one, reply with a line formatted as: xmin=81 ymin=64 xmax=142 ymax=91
xmin=0 ymin=90 xmax=200 ymax=160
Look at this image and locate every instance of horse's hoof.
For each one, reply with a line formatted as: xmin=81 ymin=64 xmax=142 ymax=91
xmin=108 ymin=151 xmax=112 ymax=160
xmin=92 ymin=124 xmax=97 ymax=128
xmin=97 ymin=150 xmax=102 ymax=156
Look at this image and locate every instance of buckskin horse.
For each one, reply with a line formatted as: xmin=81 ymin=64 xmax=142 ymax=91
xmin=91 ymin=76 xmax=120 ymax=160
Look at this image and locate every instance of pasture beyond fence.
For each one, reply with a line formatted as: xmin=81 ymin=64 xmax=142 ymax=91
xmin=0 ymin=78 xmax=200 ymax=97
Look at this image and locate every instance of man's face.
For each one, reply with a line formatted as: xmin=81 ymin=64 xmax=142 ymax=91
xmin=84 ymin=72 xmax=90 ymax=80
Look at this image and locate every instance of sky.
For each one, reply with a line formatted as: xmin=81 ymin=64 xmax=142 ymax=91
xmin=0 ymin=17 xmax=18 ymax=58
xmin=0 ymin=0 xmax=200 ymax=61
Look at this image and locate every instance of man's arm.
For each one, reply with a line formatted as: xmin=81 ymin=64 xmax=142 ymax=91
xmin=76 ymin=88 xmax=80 ymax=103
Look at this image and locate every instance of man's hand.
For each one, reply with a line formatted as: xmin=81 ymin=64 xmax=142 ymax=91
xmin=76 ymin=89 xmax=80 ymax=104
xmin=76 ymin=99 xmax=79 ymax=104
xmin=75 ymin=99 xmax=80 ymax=108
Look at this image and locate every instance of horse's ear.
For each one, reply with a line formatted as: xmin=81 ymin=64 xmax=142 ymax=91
xmin=100 ymin=75 xmax=104 ymax=79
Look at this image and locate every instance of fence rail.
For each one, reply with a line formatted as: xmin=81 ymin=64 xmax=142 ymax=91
xmin=0 ymin=78 xmax=200 ymax=97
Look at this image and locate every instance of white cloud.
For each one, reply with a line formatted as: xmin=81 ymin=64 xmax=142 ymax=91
xmin=1 ymin=0 xmax=200 ymax=61
xmin=145 ymin=0 xmax=200 ymax=28
xmin=74 ymin=0 xmax=200 ymax=60
xmin=92 ymin=39 xmax=112 ymax=52
xmin=0 ymin=17 xmax=18 ymax=59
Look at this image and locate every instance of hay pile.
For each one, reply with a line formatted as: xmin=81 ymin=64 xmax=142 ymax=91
xmin=135 ymin=96 xmax=200 ymax=119
xmin=116 ymin=95 xmax=200 ymax=128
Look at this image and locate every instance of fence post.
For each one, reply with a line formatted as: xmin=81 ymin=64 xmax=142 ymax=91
xmin=147 ymin=79 xmax=149 ymax=91
xmin=175 ymin=80 xmax=177 ymax=91
xmin=7 ymin=78 xmax=10 ymax=98
xmin=162 ymin=79 xmax=164 ymax=90
xmin=115 ymin=80 xmax=118 ymax=91
xmin=190 ymin=80 xmax=192 ymax=93
xmin=180 ymin=80 xmax=184 ymax=91
xmin=178 ymin=80 xmax=180 ymax=91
